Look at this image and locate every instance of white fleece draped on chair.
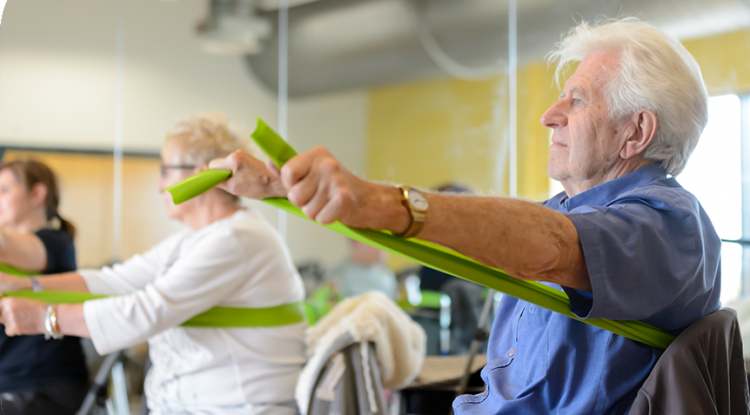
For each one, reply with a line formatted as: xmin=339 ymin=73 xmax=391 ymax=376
xmin=296 ymin=291 xmax=426 ymax=413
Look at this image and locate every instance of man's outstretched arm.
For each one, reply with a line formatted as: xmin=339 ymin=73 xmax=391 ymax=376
xmin=210 ymin=147 xmax=590 ymax=291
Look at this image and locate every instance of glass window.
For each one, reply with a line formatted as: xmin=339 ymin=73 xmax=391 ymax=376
xmin=678 ymin=94 xmax=743 ymax=303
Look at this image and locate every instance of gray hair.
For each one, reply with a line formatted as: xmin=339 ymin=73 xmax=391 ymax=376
xmin=548 ymin=17 xmax=709 ymax=176
xmin=164 ymin=113 xmax=250 ymax=166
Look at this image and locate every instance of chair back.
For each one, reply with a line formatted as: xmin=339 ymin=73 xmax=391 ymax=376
xmin=629 ymin=308 xmax=750 ymax=415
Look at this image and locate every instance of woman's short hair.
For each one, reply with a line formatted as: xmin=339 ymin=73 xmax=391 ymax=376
xmin=547 ymin=17 xmax=709 ymax=176
xmin=164 ymin=113 xmax=251 ymax=167
xmin=164 ymin=113 xmax=254 ymax=202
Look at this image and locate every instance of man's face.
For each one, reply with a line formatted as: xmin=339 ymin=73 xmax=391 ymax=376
xmin=541 ymin=51 xmax=626 ymax=193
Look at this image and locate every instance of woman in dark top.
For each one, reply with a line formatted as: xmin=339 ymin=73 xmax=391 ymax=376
xmin=0 ymin=160 xmax=87 ymax=415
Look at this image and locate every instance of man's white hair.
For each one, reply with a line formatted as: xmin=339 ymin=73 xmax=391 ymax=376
xmin=548 ymin=17 xmax=709 ymax=176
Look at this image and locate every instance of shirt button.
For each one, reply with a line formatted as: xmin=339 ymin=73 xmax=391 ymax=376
xmin=508 ymin=348 xmax=515 ymax=357
xmin=529 ymin=306 xmax=535 ymax=312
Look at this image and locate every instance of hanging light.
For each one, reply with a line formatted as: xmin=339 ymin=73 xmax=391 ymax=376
xmin=196 ymin=0 xmax=272 ymax=55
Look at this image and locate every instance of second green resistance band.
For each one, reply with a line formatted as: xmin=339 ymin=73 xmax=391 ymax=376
xmin=2 ymin=290 xmax=305 ymax=328
xmin=0 ymin=224 xmax=304 ymax=328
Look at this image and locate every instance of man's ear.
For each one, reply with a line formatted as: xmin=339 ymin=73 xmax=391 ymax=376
xmin=29 ymin=182 xmax=48 ymax=209
xmin=621 ymin=109 xmax=657 ymax=160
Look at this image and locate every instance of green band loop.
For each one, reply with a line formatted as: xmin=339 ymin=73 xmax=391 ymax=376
xmin=2 ymin=290 xmax=306 ymax=328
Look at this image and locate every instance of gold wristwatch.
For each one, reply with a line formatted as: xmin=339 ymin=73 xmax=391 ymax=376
xmin=395 ymin=186 xmax=429 ymax=238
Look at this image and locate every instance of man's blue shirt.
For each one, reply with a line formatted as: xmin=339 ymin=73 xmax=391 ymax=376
xmin=453 ymin=165 xmax=722 ymax=414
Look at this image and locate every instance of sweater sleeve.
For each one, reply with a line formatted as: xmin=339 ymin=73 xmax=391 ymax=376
xmin=83 ymin=228 xmax=249 ymax=354
xmin=77 ymin=232 xmax=185 ymax=295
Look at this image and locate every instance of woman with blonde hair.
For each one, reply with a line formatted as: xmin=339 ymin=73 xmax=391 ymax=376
xmin=0 ymin=114 xmax=306 ymax=415
xmin=0 ymin=159 xmax=87 ymax=415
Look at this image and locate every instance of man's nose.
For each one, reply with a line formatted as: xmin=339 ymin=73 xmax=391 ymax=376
xmin=540 ymin=100 xmax=568 ymax=129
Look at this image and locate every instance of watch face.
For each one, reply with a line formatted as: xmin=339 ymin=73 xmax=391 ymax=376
xmin=408 ymin=189 xmax=429 ymax=211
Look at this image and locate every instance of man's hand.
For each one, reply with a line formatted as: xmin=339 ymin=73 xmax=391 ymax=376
xmin=279 ymin=146 xmax=410 ymax=230
xmin=212 ymin=147 xmax=411 ymax=232
xmin=280 ymin=146 xmax=372 ymax=226
xmin=0 ymin=298 xmax=46 ymax=336
xmin=209 ymin=150 xmax=288 ymax=200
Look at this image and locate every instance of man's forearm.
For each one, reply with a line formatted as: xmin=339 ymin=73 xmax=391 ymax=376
xmin=211 ymin=148 xmax=591 ymax=290
xmin=361 ymin=185 xmax=591 ymax=291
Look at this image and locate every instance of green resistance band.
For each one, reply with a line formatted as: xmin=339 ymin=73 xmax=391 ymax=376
xmin=396 ymin=290 xmax=447 ymax=311
xmin=0 ymin=260 xmax=305 ymax=328
xmin=164 ymin=118 xmax=676 ymax=349
xmin=0 ymin=263 xmax=35 ymax=277
xmin=2 ymin=290 xmax=305 ymax=328
xmin=165 ymin=169 xmax=231 ymax=205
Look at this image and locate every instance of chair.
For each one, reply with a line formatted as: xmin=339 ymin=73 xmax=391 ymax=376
xmin=77 ymin=350 xmax=130 ymax=415
xmin=629 ymin=308 xmax=750 ymax=415
xmin=296 ymin=291 xmax=426 ymax=415
xmin=302 ymin=333 xmax=387 ymax=415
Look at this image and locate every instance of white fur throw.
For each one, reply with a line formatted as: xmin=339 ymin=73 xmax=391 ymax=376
xmin=295 ymin=291 xmax=426 ymax=414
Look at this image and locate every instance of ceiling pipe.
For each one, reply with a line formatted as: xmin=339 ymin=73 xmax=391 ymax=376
xmin=241 ymin=0 xmax=750 ymax=96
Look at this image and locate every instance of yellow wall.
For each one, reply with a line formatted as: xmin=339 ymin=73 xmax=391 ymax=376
xmin=366 ymin=65 xmax=558 ymax=200
xmin=517 ymin=63 xmax=559 ymax=201
xmin=367 ymin=77 xmax=507 ymax=194
xmin=683 ymin=29 xmax=750 ymax=95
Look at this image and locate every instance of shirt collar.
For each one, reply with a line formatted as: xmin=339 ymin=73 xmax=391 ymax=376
xmin=558 ymin=164 xmax=668 ymax=211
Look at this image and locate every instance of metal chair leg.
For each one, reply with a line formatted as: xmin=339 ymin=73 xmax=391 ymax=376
xmin=456 ymin=289 xmax=496 ymax=395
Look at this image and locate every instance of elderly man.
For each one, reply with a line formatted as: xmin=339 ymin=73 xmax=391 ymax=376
xmin=210 ymin=18 xmax=720 ymax=414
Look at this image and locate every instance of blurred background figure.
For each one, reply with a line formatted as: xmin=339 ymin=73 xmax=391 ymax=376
xmin=0 ymin=114 xmax=306 ymax=415
xmin=325 ymin=239 xmax=397 ymax=299
xmin=0 ymin=160 xmax=87 ymax=415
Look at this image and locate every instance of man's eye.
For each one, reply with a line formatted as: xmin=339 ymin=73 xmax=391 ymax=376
xmin=573 ymin=99 xmax=583 ymax=105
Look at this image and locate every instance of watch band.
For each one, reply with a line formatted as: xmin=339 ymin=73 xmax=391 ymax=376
xmin=29 ymin=277 xmax=42 ymax=293
xmin=394 ymin=186 xmax=427 ymax=239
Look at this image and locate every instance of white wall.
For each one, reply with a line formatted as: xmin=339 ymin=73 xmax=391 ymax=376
xmin=0 ymin=0 xmax=279 ymax=150
xmin=0 ymin=0 xmax=367 ymax=269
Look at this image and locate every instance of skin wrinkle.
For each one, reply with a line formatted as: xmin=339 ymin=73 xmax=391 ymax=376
xmin=511 ymin=211 xmax=564 ymax=282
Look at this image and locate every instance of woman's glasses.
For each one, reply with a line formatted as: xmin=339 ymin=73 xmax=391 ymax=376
xmin=160 ymin=164 xmax=196 ymax=177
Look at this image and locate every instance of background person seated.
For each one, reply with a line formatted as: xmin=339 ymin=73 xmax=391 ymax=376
xmin=325 ymin=239 xmax=397 ymax=299
xmin=0 ymin=160 xmax=87 ymax=415
xmin=0 ymin=114 xmax=306 ymax=415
